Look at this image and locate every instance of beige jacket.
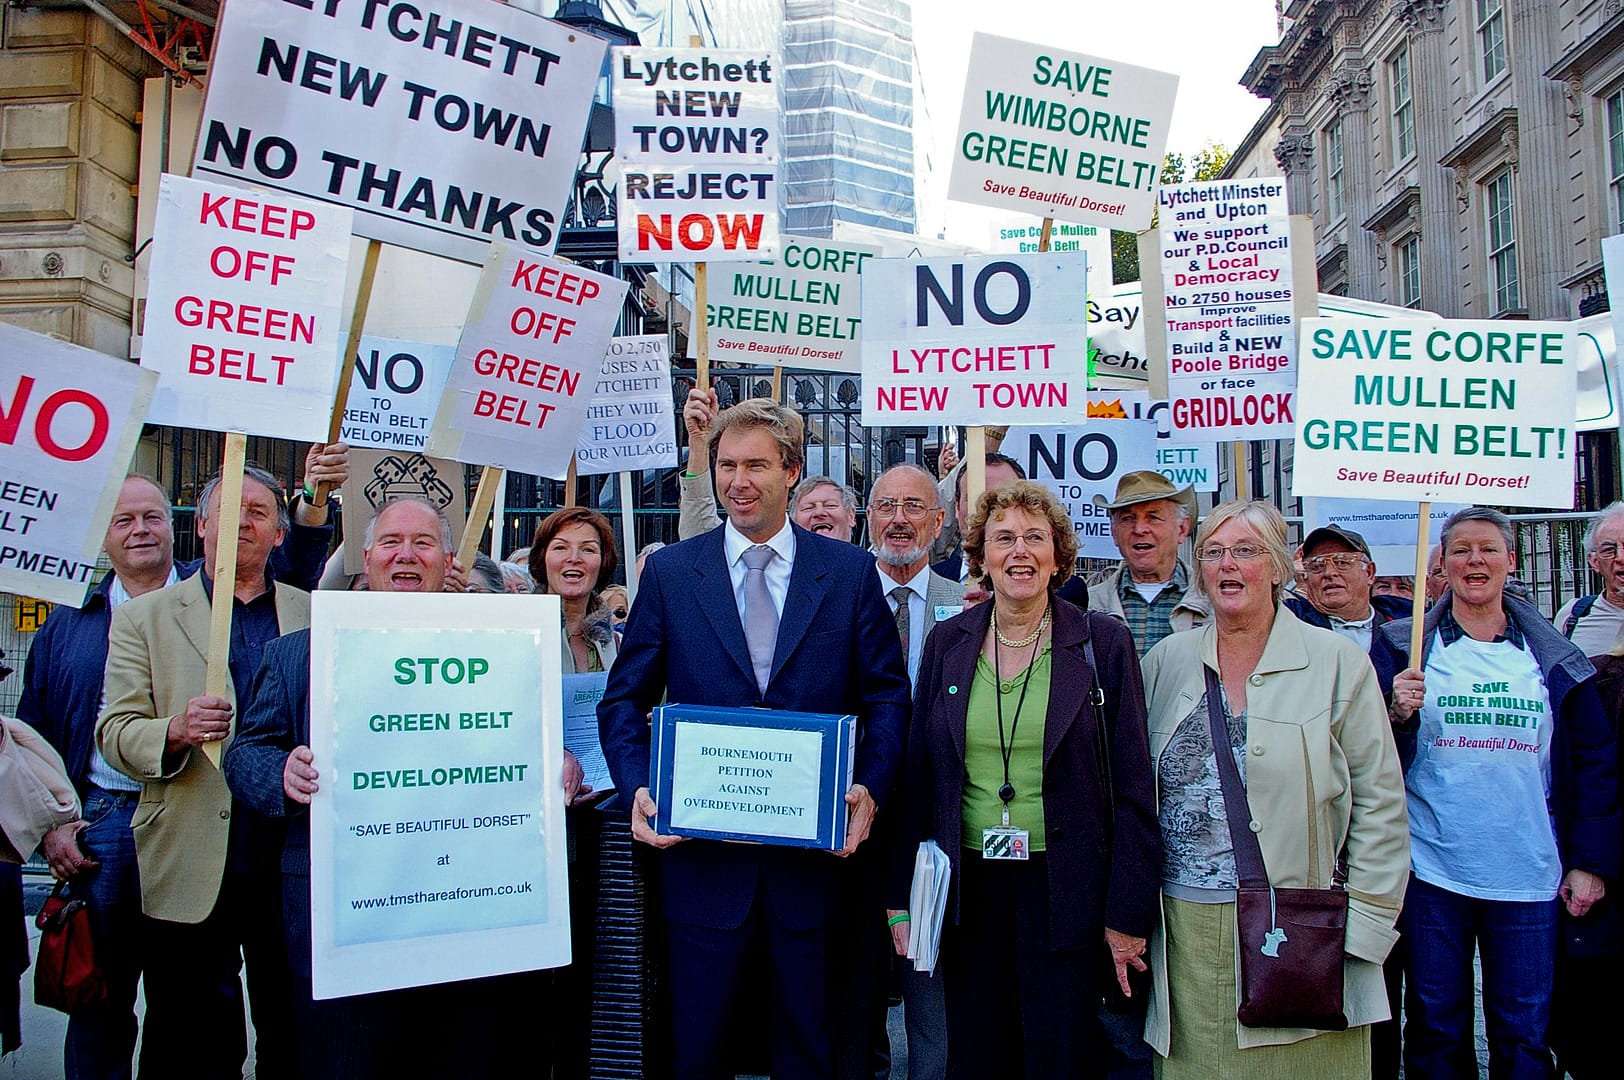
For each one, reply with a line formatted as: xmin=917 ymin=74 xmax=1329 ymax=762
xmin=97 ymin=574 xmax=311 ymax=923
xmin=1139 ymin=606 xmax=1409 ymax=1052
xmin=1087 ymin=559 xmax=1211 ymax=636
xmin=0 ymin=716 xmax=78 ymax=862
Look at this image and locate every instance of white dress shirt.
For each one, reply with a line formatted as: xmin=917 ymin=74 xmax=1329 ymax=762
xmin=876 ymin=561 xmax=930 ymax=688
xmin=724 ymin=518 xmax=795 ymax=626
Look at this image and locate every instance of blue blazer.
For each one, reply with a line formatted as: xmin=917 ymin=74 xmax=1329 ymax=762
xmin=223 ymin=629 xmax=314 ymax=975
xmin=598 ymin=523 xmax=912 ymax=932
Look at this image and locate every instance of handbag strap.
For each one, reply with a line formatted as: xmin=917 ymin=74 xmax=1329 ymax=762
xmin=1082 ymin=620 xmax=1114 ymax=823
xmin=1202 ymin=665 xmax=1270 ymax=890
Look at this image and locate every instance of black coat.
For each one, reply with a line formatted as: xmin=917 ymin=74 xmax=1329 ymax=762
xmin=889 ymin=596 xmax=1162 ymax=947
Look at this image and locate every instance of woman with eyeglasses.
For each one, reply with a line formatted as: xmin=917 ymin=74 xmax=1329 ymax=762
xmin=1371 ymin=506 xmax=1619 ymax=1079
xmin=888 ymin=480 xmax=1161 ymax=1077
xmin=1139 ymin=500 xmax=1409 ymax=1078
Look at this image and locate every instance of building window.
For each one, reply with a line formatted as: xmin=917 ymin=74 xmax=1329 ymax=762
xmin=1397 ymin=235 xmax=1421 ymax=308
xmin=1390 ymin=46 xmax=1414 ymax=161
xmin=1608 ymin=88 xmax=1624 ymax=229
xmin=1477 ymin=0 xmax=1507 ymax=83
xmin=1325 ymin=119 xmax=1344 ymax=219
xmin=1486 ymin=169 xmax=1520 ymax=311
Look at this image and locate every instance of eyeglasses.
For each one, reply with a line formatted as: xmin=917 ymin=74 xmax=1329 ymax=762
xmin=987 ymin=529 xmax=1053 ymax=550
xmin=870 ymin=498 xmax=934 ymax=519
xmin=1195 ymin=543 xmax=1267 ymax=562
xmin=1303 ymin=553 xmax=1367 ymax=575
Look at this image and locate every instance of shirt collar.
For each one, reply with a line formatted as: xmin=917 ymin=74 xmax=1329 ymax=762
xmin=108 ymin=566 xmax=180 ymax=609
xmin=1117 ymin=557 xmax=1186 ymax=597
xmin=724 ymin=517 xmax=795 ymax=569
xmin=1437 ymin=602 xmax=1525 ymax=647
xmin=199 ymin=560 xmax=279 ymax=604
xmin=875 ymin=559 xmax=931 ymax=601
xmin=1329 ymin=612 xmax=1374 ymax=631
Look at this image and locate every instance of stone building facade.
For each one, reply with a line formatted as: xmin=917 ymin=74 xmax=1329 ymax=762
xmin=0 ymin=4 xmax=159 ymax=355
xmin=1228 ymin=0 xmax=1624 ymax=508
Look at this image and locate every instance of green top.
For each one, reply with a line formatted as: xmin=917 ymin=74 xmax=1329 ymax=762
xmin=961 ymin=645 xmax=1051 ymax=852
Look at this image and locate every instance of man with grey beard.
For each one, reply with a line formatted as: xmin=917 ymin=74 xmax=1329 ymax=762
xmin=840 ymin=463 xmax=961 ymax=1080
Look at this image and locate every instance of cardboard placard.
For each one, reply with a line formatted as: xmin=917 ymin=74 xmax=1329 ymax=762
xmin=698 ymin=240 xmax=876 ymax=372
xmin=340 ymin=449 xmax=468 ymax=576
xmin=1083 ymin=391 xmax=1220 ymax=491
xmin=193 ymin=0 xmax=606 ymax=262
xmin=1160 ymin=177 xmax=1296 ymax=440
xmin=426 ymin=243 xmax=629 ymax=477
xmin=613 ymin=47 xmax=780 ymax=261
xmin=573 ymin=335 xmax=678 ymax=477
xmin=141 ymin=174 xmax=351 ymax=441
xmin=1299 ymin=497 xmax=1467 ymax=577
xmin=340 ymin=337 xmax=456 ymax=452
xmin=309 ymin=592 xmax=571 ymax=998
xmin=861 ymin=251 xmax=1089 ymax=426
xmin=948 ymin=35 xmax=1177 ymax=231
xmin=1007 ymin=421 xmax=1159 ymax=559
xmin=1291 ymin=317 xmax=1578 ymax=508
xmin=0 ymin=322 xmax=158 ymax=606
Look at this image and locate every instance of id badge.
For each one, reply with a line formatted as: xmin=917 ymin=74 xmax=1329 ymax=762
xmin=982 ymin=826 xmax=1029 ymax=860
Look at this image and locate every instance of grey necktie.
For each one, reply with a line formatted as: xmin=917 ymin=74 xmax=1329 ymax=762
xmin=741 ymin=545 xmax=778 ymax=694
xmin=890 ymin=585 xmax=911 ymax=661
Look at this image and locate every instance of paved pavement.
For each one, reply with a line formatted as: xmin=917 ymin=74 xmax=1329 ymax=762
xmin=8 ymin=871 xmax=1502 ymax=1080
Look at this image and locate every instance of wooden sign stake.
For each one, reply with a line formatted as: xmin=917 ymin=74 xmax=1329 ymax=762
xmin=314 ymin=238 xmax=383 ymax=506
xmin=694 ymin=262 xmax=710 ymax=389
xmin=201 ymin=432 xmax=247 ymax=767
xmin=1411 ymin=502 xmax=1431 ymax=660
xmin=564 ymin=460 xmax=579 ymax=508
xmin=458 ymin=466 xmax=504 ymax=574
xmin=620 ymin=470 xmax=639 ymax=603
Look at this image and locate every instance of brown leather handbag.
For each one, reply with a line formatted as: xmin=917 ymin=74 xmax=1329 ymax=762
xmin=1204 ymin=668 xmax=1349 ymax=1031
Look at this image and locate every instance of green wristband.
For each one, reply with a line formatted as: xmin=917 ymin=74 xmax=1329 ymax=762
xmin=887 ymin=913 xmax=911 ymax=926
xmin=301 ymin=481 xmax=317 ymax=502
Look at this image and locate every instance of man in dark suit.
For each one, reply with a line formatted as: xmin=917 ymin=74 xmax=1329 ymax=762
xmin=599 ymin=399 xmax=911 ymax=1080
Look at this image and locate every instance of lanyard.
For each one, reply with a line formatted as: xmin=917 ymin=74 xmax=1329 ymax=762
xmin=991 ymin=603 xmax=1047 ymax=826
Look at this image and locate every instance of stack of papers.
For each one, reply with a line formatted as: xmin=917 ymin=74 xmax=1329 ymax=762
xmin=906 ymin=840 xmax=951 ymax=974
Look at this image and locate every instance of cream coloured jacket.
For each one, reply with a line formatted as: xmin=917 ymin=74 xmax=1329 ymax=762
xmin=1139 ymin=605 xmax=1410 ymax=1052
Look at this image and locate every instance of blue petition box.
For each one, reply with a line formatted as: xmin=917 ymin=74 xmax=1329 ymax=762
xmin=651 ymin=703 xmax=857 ymax=850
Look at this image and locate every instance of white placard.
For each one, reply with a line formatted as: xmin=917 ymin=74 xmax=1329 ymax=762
xmin=700 ymin=240 xmax=876 ymax=372
xmin=309 ymin=592 xmax=570 ymax=998
xmin=426 ymin=243 xmax=629 ymax=477
xmin=1160 ymin=177 xmax=1296 ymax=440
xmin=193 ymin=0 xmax=606 ymax=262
xmin=861 ymin=252 xmax=1089 ymax=426
xmin=141 ymin=174 xmax=350 ymax=441
xmin=614 ymin=47 xmax=780 ymax=261
xmin=987 ymin=218 xmax=1114 ymax=295
xmin=574 ymin=335 xmax=678 ymax=476
xmin=0 ymin=323 xmax=158 ymax=606
xmin=341 ymin=336 xmax=455 ymax=451
xmin=1299 ymin=498 xmax=1467 ymax=577
xmin=1292 ymin=317 xmax=1578 ymax=508
xmin=1006 ymin=421 xmax=1158 ymax=559
xmin=1604 ymin=234 xmax=1624 ymax=454
xmin=948 ymin=35 xmax=1177 ymax=231
xmin=1085 ymin=391 xmax=1219 ymax=492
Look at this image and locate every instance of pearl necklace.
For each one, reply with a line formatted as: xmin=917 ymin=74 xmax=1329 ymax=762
xmin=993 ymin=605 xmax=1051 ymax=649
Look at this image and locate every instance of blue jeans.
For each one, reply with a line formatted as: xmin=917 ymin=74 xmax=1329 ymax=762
xmin=1402 ymin=875 xmax=1559 ymax=1080
xmin=64 ymin=787 xmax=248 ymax=1080
xmin=63 ymin=788 xmax=142 ymax=1080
